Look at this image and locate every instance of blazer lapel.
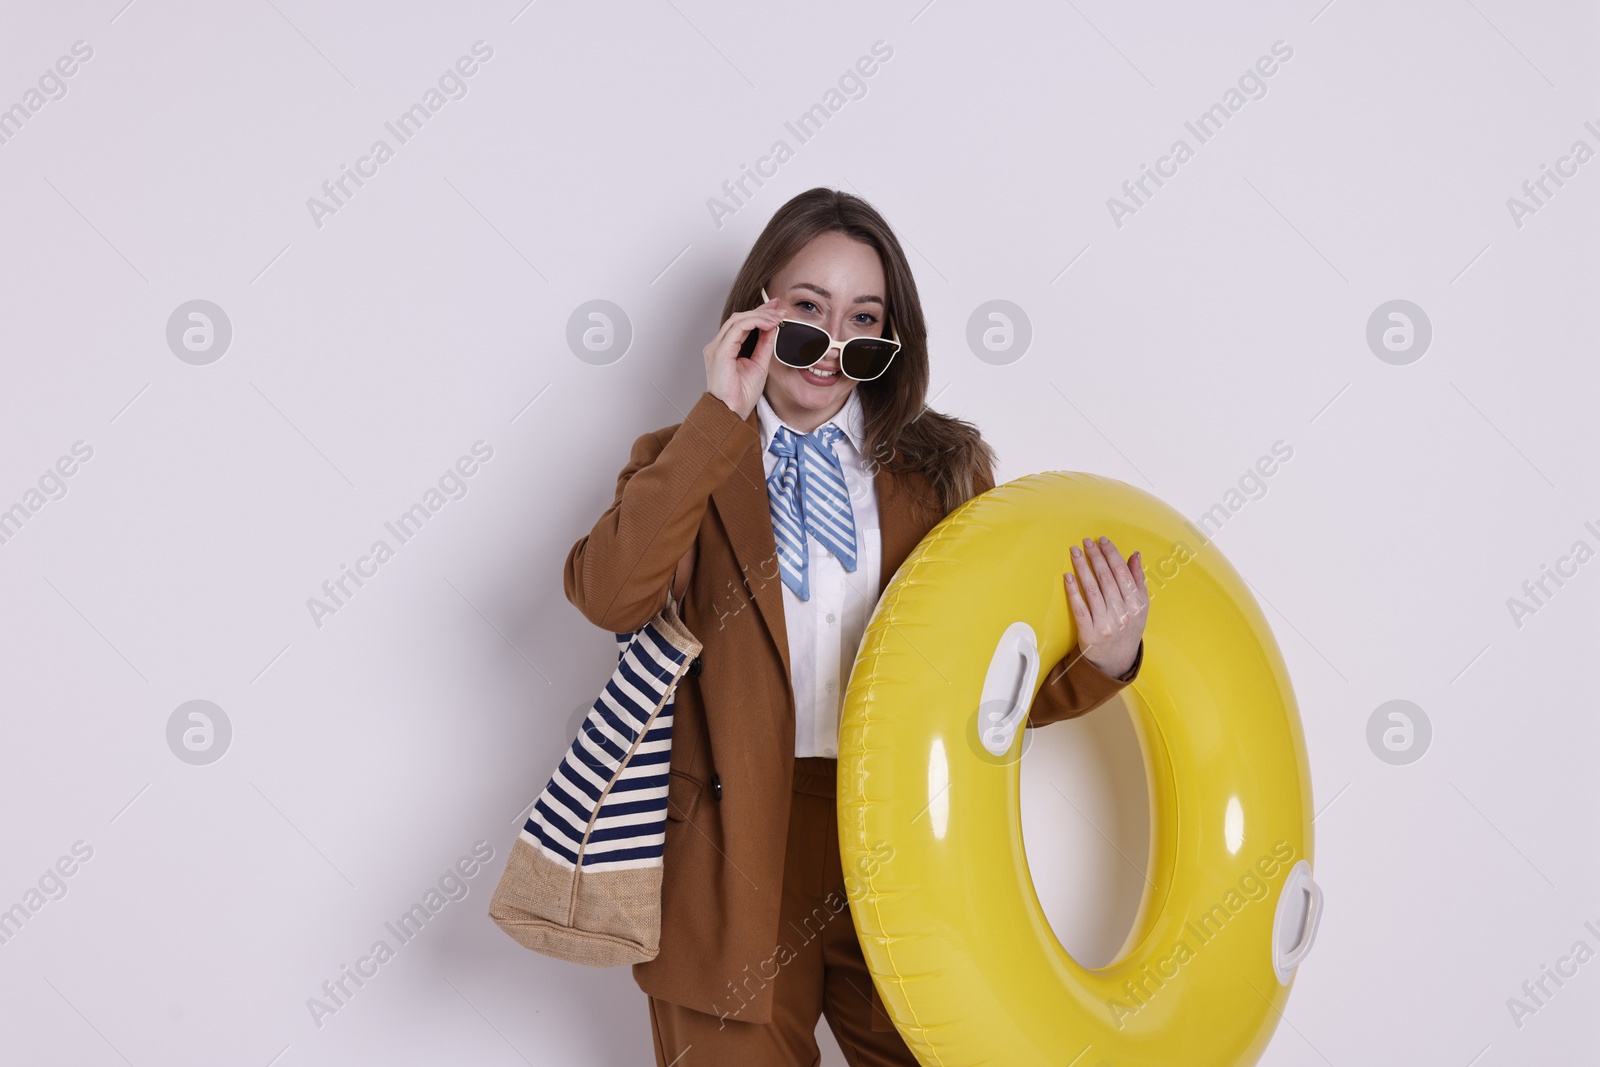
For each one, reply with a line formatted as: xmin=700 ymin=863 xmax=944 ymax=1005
xmin=709 ymin=405 xmax=944 ymax=699
xmin=710 ymin=409 xmax=793 ymax=688
xmin=873 ymin=454 xmax=941 ymax=601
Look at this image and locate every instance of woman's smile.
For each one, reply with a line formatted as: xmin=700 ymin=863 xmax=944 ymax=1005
xmin=798 ymin=365 xmax=842 ymax=386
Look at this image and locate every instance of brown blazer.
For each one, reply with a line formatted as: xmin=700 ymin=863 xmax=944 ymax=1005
xmin=563 ymin=390 xmax=1142 ymax=1028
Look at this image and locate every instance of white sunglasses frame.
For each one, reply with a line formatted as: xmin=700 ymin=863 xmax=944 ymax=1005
xmin=760 ymin=285 xmax=901 ymax=382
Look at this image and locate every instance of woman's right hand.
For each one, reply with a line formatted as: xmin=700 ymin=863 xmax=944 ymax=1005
xmin=705 ymin=296 xmax=784 ymax=419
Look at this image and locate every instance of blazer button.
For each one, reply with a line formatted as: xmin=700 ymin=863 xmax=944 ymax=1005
xmin=710 ymin=772 xmax=722 ymax=801
xmin=688 ymin=655 xmax=703 ymax=677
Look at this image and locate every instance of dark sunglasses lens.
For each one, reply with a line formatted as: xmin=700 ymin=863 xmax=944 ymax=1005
xmin=775 ymin=322 xmax=831 ymax=368
xmin=841 ymin=340 xmax=898 ymax=380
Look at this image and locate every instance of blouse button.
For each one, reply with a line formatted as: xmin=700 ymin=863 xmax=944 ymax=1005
xmin=825 ymin=612 xmax=836 ymax=624
xmin=825 ymin=680 xmax=835 ymax=692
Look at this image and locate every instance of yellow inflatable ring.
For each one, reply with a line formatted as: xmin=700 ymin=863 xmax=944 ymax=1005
xmin=838 ymin=471 xmax=1321 ymax=1067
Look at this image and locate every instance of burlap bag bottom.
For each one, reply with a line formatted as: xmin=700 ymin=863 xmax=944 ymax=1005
xmin=488 ymin=835 xmax=664 ymax=967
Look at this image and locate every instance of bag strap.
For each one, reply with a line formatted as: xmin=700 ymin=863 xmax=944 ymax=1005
xmin=669 ymin=542 xmax=695 ymax=603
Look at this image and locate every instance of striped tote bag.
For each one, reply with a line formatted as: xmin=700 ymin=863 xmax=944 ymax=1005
xmin=489 ymin=588 xmax=701 ymax=966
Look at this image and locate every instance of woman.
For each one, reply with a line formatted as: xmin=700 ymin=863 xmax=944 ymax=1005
xmin=563 ymin=187 xmax=1148 ymax=1066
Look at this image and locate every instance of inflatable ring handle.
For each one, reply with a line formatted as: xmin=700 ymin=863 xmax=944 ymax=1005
xmin=1272 ymin=860 xmax=1323 ymax=984
xmin=978 ymin=621 xmax=1042 ymax=757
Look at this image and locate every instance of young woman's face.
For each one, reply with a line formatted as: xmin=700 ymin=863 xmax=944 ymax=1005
xmin=763 ymin=232 xmax=889 ymax=433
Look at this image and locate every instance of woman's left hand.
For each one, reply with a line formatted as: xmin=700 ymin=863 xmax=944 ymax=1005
xmin=1065 ymin=535 xmax=1147 ymax=678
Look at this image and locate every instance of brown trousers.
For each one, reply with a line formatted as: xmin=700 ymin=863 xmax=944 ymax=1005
xmin=647 ymin=756 xmax=919 ymax=1067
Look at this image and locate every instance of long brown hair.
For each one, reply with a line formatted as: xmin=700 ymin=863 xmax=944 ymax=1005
xmin=720 ymin=187 xmax=996 ymax=517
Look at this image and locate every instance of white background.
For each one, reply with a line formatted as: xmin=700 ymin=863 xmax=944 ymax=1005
xmin=0 ymin=1 xmax=1595 ymax=1064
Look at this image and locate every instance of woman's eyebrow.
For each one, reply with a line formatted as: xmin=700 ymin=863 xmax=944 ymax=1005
xmin=790 ymin=282 xmax=884 ymax=307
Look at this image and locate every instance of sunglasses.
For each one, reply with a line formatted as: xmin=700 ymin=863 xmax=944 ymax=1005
xmin=758 ymin=286 xmax=901 ymax=382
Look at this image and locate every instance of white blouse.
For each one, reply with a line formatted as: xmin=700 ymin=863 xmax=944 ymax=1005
xmin=755 ymin=388 xmax=882 ymax=759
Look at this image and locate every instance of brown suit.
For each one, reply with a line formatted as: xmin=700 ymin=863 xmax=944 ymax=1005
xmin=563 ymin=390 xmax=1141 ymax=1031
